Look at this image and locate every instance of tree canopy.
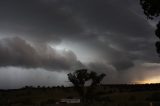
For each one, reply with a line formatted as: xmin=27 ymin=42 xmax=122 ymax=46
xmin=67 ymin=69 xmax=106 ymax=103
xmin=68 ymin=69 xmax=90 ymax=88
xmin=140 ymin=0 xmax=160 ymax=19
xmin=140 ymin=0 xmax=160 ymax=55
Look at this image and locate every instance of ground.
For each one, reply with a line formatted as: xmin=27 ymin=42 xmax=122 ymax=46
xmin=1 ymin=84 xmax=160 ymax=106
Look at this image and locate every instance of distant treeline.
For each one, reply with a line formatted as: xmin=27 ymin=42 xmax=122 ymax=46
xmin=102 ymin=83 xmax=160 ymax=92
xmin=1 ymin=83 xmax=160 ymax=91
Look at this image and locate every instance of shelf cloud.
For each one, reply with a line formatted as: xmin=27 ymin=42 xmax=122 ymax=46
xmin=0 ymin=0 xmax=159 ymax=88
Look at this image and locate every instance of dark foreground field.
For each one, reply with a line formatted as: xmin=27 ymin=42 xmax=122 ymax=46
xmin=1 ymin=84 xmax=160 ymax=106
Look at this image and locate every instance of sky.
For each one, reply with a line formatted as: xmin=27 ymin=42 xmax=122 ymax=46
xmin=0 ymin=0 xmax=160 ymax=89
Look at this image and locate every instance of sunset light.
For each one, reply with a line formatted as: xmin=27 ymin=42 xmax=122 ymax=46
xmin=135 ymin=76 xmax=160 ymax=84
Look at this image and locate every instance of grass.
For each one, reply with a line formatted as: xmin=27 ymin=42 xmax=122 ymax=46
xmin=1 ymin=84 xmax=160 ymax=105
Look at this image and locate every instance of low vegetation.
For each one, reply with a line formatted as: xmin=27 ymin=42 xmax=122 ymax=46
xmin=1 ymin=84 xmax=160 ymax=106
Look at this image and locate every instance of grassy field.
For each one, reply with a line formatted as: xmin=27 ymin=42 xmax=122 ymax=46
xmin=1 ymin=84 xmax=160 ymax=106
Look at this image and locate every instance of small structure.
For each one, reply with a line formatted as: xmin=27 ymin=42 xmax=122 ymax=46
xmin=150 ymin=102 xmax=153 ymax=106
xmin=59 ymin=98 xmax=80 ymax=104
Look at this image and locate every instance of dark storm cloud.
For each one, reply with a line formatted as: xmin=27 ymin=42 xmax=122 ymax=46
xmin=0 ymin=0 xmax=153 ymax=40
xmin=52 ymin=0 xmax=158 ymax=70
xmin=0 ymin=0 xmax=159 ymax=87
xmin=0 ymin=0 xmax=84 ymax=42
xmin=0 ymin=37 xmax=83 ymax=70
xmin=62 ymin=0 xmax=153 ymax=37
xmin=0 ymin=0 xmax=157 ymax=71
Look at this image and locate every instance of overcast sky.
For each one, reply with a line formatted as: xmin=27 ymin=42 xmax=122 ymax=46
xmin=0 ymin=0 xmax=160 ymax=89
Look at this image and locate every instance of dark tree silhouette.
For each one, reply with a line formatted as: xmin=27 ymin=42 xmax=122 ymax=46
xmin=67 ymin=69 xmax=106 ymax=103
xmin=140 ymin=0 xmax=160 ymax=19
xmin=68 ymin=69 xmax=90 ymax=103
xmin=140 ymin=0 xmax=160 ymax=55
xmin=87 ymin=71 xmax=106 ymax=103
xmin=90 ymin=71 xmax=106 ymax=87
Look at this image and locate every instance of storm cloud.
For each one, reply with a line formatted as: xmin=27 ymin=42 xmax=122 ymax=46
xmin=0 ymin=37 xmax=83 ymax=71
xmin=0 ymin=0 xmax=159 ymax=88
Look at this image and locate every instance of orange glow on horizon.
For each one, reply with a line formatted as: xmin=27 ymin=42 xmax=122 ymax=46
xmin=135 ymin=76 xmax=160 ymax=84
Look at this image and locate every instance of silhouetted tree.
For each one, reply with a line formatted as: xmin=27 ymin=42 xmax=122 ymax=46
xmin=140 ymin=0 xmax=160 ymax=55
xmin=67 ymin=69 xmax=90 ymax=103
xmin=140 ymin=0 xmax=160 ymax=19
xmin=90 ymin=71 xmax=106 ymax=87
xmin=87 ymin=71 xmax=106 ymax=102
xmin=67 ymin=69 xmax=106 ymax=103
